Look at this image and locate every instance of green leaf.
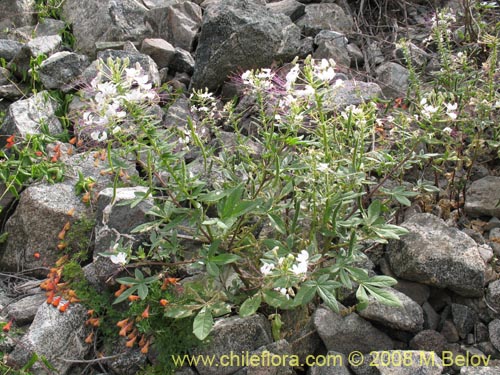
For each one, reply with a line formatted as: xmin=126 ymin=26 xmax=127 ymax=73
xmin=293 ymin=284 xmax=317 ymax=306
xmin=137 ymin=283 xmax=148 ymax=299
xmin=365 ymin=286 xmax=402 ymax=307
xmin=113 ymin=286 xmax=137 ymax=304
xmin=206 ymin=262 xmax=219 ymax=277
xmin=271 ymin=314 xmax=283 ymax=341
xmin=317 ymin=286 xmax=339 ymax=312
xmin=364 ymin=275 xmax=398 ymax=288
xmin=267 ymin=213 xmax=286 ymax=234
xmin=239 ymin=293 xmax=262 ymax=317
xmin=164 ymin=305 xmax=196 ymax=319
xmin=210 ymin=253 xmax=241 ymax=265
xmin=394 ymin=194 xmax=412 ymax=207
xmin=263 ymin=289 xmax=290 ymax=308
xmin=193 ymin=307 xmax=214 ymax=340
xmin=134 ymin=268 xmax=144 ymax=280
xmin=367 ymin=200 xmax=381 ymax=224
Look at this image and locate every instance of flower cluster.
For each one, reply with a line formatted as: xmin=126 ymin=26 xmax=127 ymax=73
xmin=260 ymin=248 xmax=310 ymax=277
xmin=419 ymin=94 xmax=458 ymax=121
xmin=76 ymin=58 xmax=159 ymax=144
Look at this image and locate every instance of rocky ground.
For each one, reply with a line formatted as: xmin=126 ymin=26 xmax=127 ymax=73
xmin=0 ymin=0 xmax=500 ymax=375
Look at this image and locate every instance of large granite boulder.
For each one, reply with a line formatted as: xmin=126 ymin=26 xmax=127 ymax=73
xmin=191 ymin=0 xmax=303 ymax=91
xmin=387 ymin=214 xmax=486 ymax=297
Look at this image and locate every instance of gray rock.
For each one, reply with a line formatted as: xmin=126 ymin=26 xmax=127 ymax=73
xmin=107 ymin=347 xmax=146 ymax=375
xmin=266 ymin=0 xmax=306 ymax=22
xmin=488 ymin=319 xmax=500 ymax=351
xmin=387 ymin=213 xmax=486 ymax=297
xmin=0 ymin=0 xmax=36 ymax=29
xmin=307 ymin=351 xmax=350 ymax=375
xmin=0 ymin=91 xmax=63 ymax=142
xmin=347 ymin=43 xmax=364 ymax=66
xmin=313 ymin=306 xmax=393 ymax=354
xmin=233 ymin=340 xmax=295 ymax=375
xmin=485 ymin=217 xmax=500 ymax=231
xmin=487 ymin=279 xmax=500 ymax=312
xmin=10 ymin=35 xmax=62 ymax=78
xmin=460 ymin=367 xmax=500 ymax=374
xmin=366 ymin=42 xmax=384 ymax=67
xmin=358 ymin=288 xmax=424 ymax=332
xmin=140 ymin=38 xmax=176 ymax=69
xmin=38 ymin=51 xmax=89 ymax=89
xmin=81 ymin=49 xmax=161 ymax=87
xmin=191 ymin=0 xmax=302 ymax=91
xmin=15 ymin=18 xmax=66 ymax=39
xmin=6 ymin=303 xmax=89 ymax=375
xmin=441 ymin=320 xmax=460 ymax=343
xmin=465 ymin=176 xmax=500 ymax=218
xmin=314 ymin=30 xmax=350 ymax=67
xmin=296 ymin=3 xmax=353 ymax=37
xmin=0 ymin=67 xmax=9 ymax=85
xmin=394 ymin=42 xmax=430 ymax=68
xmin=144 ymin=2 xmax=202 ymax=52
xmin=352 ymin=351 xmax=443 ymax=375
xmin=375 ymin=62 xmax=409 ymax=99
xmin=170 ymin=47 xmax=195 ymax=74
xmin=0 ymin=39 xmax=23 ymax=61
xmin=62 ymin=0 xmax=149 ymax=57
xmin=452 ymin=303 xmax=478 ymax=339
xmin=0 ymin=83 xmax=26 ymax=100
xmin=394 ymin=279 xmax=430 ymax=305
xmin=0 ymin=182 xmax=92 ymax=275
xmin=191 ymin=314 xmax=273 ymax=375
xmin=323 ymin=81 xmax=382 ymax=111
xmin=422 ymin=302 xmax=440 ymax=330
xmin=5 ymin=294 xmax=46 ymax=326
xmin=409 ymin=330 xmax=447 ymax=353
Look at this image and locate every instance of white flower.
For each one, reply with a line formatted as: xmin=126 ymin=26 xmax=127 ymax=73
xmin=275 ymin=287 xmax=290 ymax=299
xmin=295 ymin=85 xmax=315 ymax=97
xmin=443 ymin=127 xmax=453 ymax=134
xmin=96 ymin=81 xmax=117 ymax=97
xmin=285 ymin=65 xmax=300 ymax=90
xmin=260 ymin=263 xmax=275 ymax=275
xmin=110 ymin=252 xmax=127 ymax=265
xmin=90 ymin=130 xmax=107 ymax=142
xmin=291 ymin=261 xmax=308 ymax=275
xmin=317 ymin=163 xmax=329 ymax=172
xmin=445 ymin=102 xmax=458 ymax=112
xmin=256 ymin=68 xmax=273 ymax=80
xmin=296 ymin=250 xmax=309 ymax=264
xmin=446 ymin=112 xmax=457 ymax=120
xmin=241 ymin=70 xmax=254 ymax=86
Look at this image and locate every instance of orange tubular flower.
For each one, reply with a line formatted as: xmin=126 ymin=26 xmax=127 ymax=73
xmin=125 ymin=336 xmax=137 ymax=348
xmin=161 ymin=277 xmax=180 ymax=290
xmin=5 ymin=135 xmax=15 ymax=149
xmin=59 ymin=301 xmax=71 ymax=313
xmin=118 ymin=321 xmax=134 ymax=337
xmin=2 ymin=319 xmax=13 ymax=332
xmin=141 ymin=305 xmax=150 ymax=319
xmin=116 ymin=318 xmax=130 ymax=328
xmin=140 ymin=340 xmax=150 ymax=354
xmin=159 ymin=299 xmax=168 ymax=307
xmin=52 ymin=296 xmax=62 ymax=307
xmin=87 ymin=309 xmax=95 ymax=316
xmin=138 ymin=335 xmax=147 ymax=347
xmin=86 ymin=318 xmax=100 ymax=327
xmin=46 ymin=291 xmax=55 ymax=304
xmin=69 ymin=136 xmax=77 ymax=145
xmin=127 ymin=329 xmax=137 ymax=340
xmin=85 ymin=331 xmax=94 ymax=344
xmin=128 ymin=295 xmax=140 ymax=302
xmin=114 ymin=284 xmax=127 ymax=297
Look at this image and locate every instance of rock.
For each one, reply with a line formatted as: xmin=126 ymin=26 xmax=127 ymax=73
xmin=81 ymin=49 xmax=161 ymax=87
xmin=0 ymin=83 xmax=27 ymax=100
xmin=0 ymin=91 xmax=63 ymax=143
xmin=0 ymin=39 xmax=23 ymax=61
xmin=452 ymin=303 xmax=479 ymax=339
xmin=313 ymin=306 xmax=393 ymax=354
xmin=191 ymin=314 xmax=273 ymax=375
xmin=313 ymin=30 xmax=350 ymax=67
xmin=191 ymin=0 xmax=303 ymax=91
xmin=487 ymin=279 xmax=500 ymax=312
xmin=465 ymin=176 xmax=500 ymax=218
xmin=62 ymin=0 xmax=149 ymax=57
xmin=478 ymin=245 xmax=493 ymax=264
xmin=485 ymin=217 xmax=500 ymax=231
xmin=387 ymin=213 xmax=486 ymax=297
xmin=0 ymin=0 xmax=36 ymax=29
xmin=352 ymin=351 xmax=443 ymax=375
xmin=5 ymin=294 xmax=46 ymax=326
xmin=488 ymin=319 xmax=500 ymax=351
xmin=107 ymin=347 xmax=146 ymax=375
xmin=422 ymin=302 xmax=440 ymax=331
xmin=393 ymin=279 xmax=430 ymax=305
xmin=170 ymin=47 xmax=195 ymax=74
xmin=307 ymin=351 xmax=350 ymax=375
xmin=366 ymin=41 xmax=384 ymax=67
xmin=441 ymin=319 xmax=460 ymax=343
xmin=212 ymin=131 xmax=263 ymax=158
xmin=375 ymin=62 xmax=409 ymax=99
xmin=144 ymin=2 xmax=202 ymax=51
xmin=6 ymin=302 xmax=89 ymax=375
xmin=15 ymin=18 xmax=66 ymax=39
xmin=140 ymin=38 xmax=176 ymax=69
xmin=38 ymin=51 xmax=89 ymax=90
xmin=10 ymin=35 xmax=62 ymax=78
xmin=460 ymin=367 xmax=500 ymax=374
xmin=233 ymin=340 xmax=295 ymax=375
xmin=0 ymin=182 xmax=92 ymax=275
xmin=266 ymin=0 xmax=306 ymax=22
xmin=323 ymin=81 xmax=382 ymax=111
xmin=409 ymin=330 xmax=447 ymax=353
xmin=394 ymin=41 xmax=430 ymax=68
xmin=358 ymin=288 xmax=424 ymax=332
xmin=347 ymin=43 xmax=364 ymax=66
xmin=296 ymin=3 xmax=353 ymax=37
xmin=0 ymin=67 xmax=9 ymax=85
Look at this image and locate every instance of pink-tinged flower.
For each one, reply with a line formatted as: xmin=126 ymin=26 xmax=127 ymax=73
xmin=260 ymin=263 xmax=275 ymax=276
